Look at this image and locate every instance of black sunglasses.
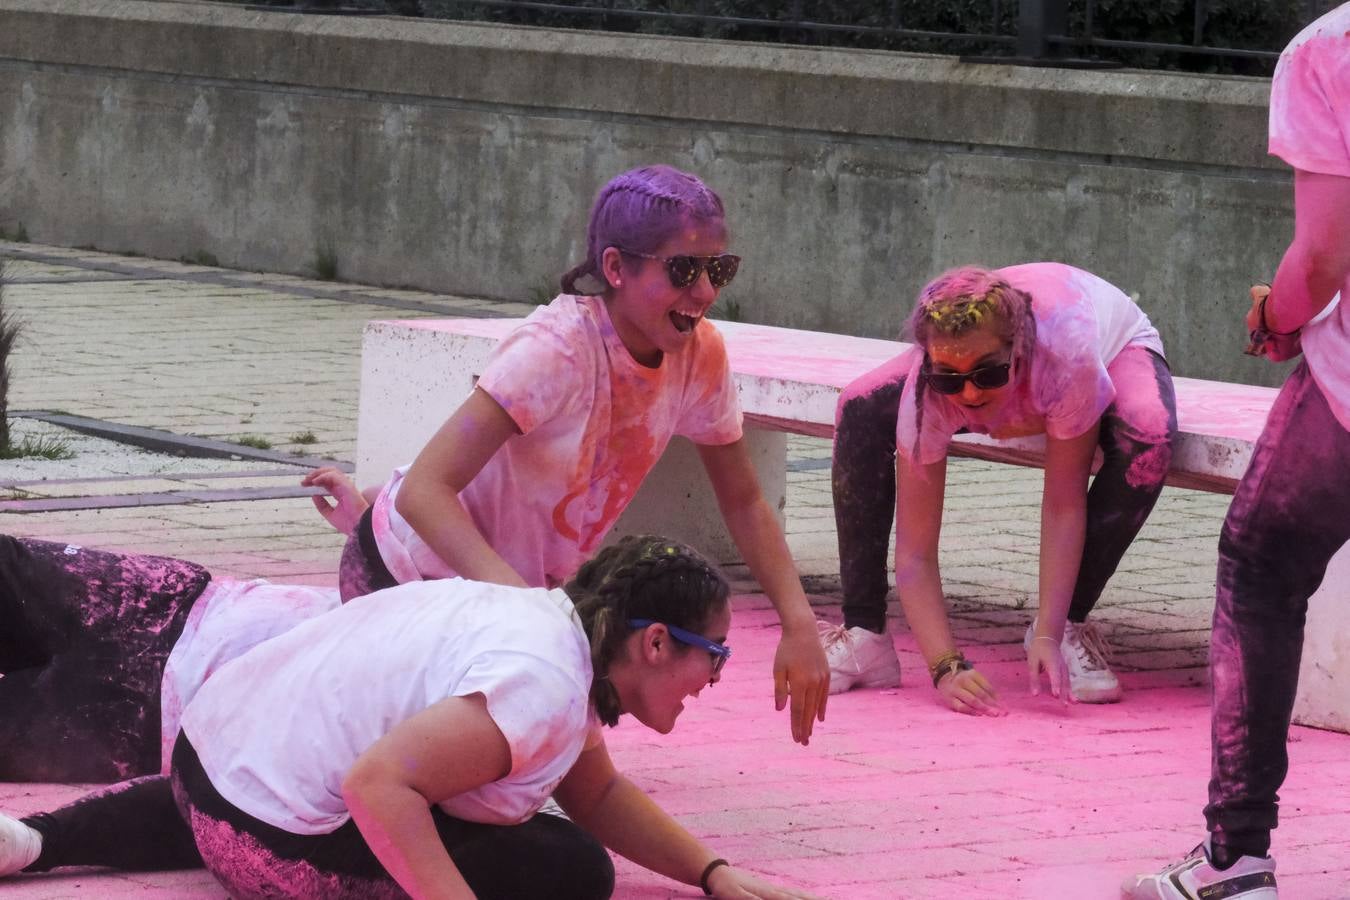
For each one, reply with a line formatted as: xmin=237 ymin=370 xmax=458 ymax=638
xmin=921 ymin=359 xmax=1012 ymax=395
xmin=620 ymin=249 xmax=741 ymax=290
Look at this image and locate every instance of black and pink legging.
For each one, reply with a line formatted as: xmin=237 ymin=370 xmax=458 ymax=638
xmin=831 ymin=345 xmax=1178 ymax=632
xmin=338 ymin=507 xmax=400 ymax=601
xmin=19 ymin=737 xmax=616 ymax=898
xmin=0 ymin=535 xmax=209 ymax=782
xmin=169 ymin=735 xmax=614 ymax=900
xmin=1204 ymin=361 xmax=1350 ymax=861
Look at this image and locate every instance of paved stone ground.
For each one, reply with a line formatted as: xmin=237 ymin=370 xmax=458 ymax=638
xmin=1 ymin=243 xmax=1346 ymax=898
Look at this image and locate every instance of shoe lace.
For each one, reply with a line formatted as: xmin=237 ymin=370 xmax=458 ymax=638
xmin=1066 ymin=622 xmax=1113 ymax=671
xmin=817 ymin=620 xmax=849 ymax=649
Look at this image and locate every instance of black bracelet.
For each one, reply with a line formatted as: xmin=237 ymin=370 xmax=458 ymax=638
xmin=700 ymin=858 xmax=730 ymax=896
xmin=1258 ymin=293 xmax=1300 ymax=336
xmin=931 ymin=656 xmax=974 ymax=688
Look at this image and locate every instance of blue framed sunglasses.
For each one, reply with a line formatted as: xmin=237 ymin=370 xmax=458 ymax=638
xmin=628 ymin=618 xmax=731 ymax=676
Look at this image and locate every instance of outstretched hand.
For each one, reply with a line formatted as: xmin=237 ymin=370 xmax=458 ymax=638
xmin=301 ymin=466 xmax=370 ymax=536
xmin=706 ymin=863 xmax=826 ymax=900
xmin=1026 ymin=636 xmax=1074 ymax=707
xmin=937 ymin=667 xmax=1007 ymax=717
xmin=774 ymin=625 xmax=829 ymax=746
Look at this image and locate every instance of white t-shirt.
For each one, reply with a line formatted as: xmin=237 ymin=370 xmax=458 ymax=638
xmin=159 ymin=578 xmax=340 ymax=774
xmin=1268 ymin=6 xmax=1350 ymax=431
xmin=181 ymin=579 xmax=600 ymax=834
xmin=898 ymin=262 xmax=1165 ymax=464
xmin=373 ymin=293 xmax=743 ymax=588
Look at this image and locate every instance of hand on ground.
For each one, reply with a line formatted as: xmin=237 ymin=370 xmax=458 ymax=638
xmin=301 ymin=466 xmax=370 ymax=536
xmin=774 ymin=625 xmax=829 ymax=746
xmin=1026 ymin=637 xmax=1074 ymax=706
xmin=937 ymin=667 xmax=1006 ymax=716
xmin=707 ymin=864 xmax=826 ymax=899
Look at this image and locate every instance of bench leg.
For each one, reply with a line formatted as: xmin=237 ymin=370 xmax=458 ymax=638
xmin=609 ymin=430 xmax=787 ymax=565
xmin=1293 ymin=541 xmax=1350 ymax=733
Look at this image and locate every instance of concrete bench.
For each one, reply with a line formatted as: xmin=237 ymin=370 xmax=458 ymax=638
xmin=356 ymin=317 xmax=1347 ymax=733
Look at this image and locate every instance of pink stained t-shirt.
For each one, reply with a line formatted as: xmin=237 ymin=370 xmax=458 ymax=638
xmin=373 ymin=294 xmax=743 ymax=588
xmin=1268 ymin=6 xmax=1350 ymax=431
xmin=897 ymin=262 xmax=1165 ymax=465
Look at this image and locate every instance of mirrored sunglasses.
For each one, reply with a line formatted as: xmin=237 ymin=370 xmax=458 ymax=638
xmin=922 ymin=360 xmax=1012 ymax=395
xmin=620 ymin=250 xmax=741 ymax=290
xmin=627 ymin=618 xmax=731 ymax=676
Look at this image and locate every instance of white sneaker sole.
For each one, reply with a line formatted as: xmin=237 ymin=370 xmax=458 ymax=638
xmin=828 ymin=671 xmax=901 ymax=694
xmin=1071 ymin=682 xmax=1124 ymax=704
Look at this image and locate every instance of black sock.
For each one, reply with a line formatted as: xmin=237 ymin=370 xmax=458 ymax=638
xmin=1210 ymin=841 xmax=1264 ymax=870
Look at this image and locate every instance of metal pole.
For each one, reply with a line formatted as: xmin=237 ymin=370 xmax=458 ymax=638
xmin=1017 ymin=0 xmax=1068 ymax=59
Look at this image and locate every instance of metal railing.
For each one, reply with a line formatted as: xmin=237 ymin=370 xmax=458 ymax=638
xmin=1023 ymin=0 xmax=1339 ymax=67
xmin=224 ymin=1 xmax=1343 ymax=73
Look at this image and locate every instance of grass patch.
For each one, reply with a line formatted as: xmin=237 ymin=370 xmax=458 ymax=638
xmin=0 ymin=433 xmax=76 ymax=460
xmin=182 ymin=250 xmax=221 ymax=268
xmin=0 ymin=223 xmax=29 ymax=243
xmin=529 ymin=276 xmax=560 ymax=306
xmin=314 ymin=244 xmax=339 ymax=281
xmin=290 ymin=430 xmax=318 ymax=445
xmin=235 ymin=434 xmax=273 ymax=450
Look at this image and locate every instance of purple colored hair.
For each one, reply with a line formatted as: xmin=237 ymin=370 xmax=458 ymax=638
xmin=560 ymin=165 xmax=727 ymax=295
xmin=906 ymin=266 xmax=1037 ymax=457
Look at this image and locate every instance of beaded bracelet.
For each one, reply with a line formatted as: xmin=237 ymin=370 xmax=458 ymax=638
xmin=929 ymin=650 xmax=973 ymax=688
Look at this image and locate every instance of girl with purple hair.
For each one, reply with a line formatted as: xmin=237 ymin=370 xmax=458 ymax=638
xmin=823 ymin=263 xmax=1177 ymax=714
xmin=331 ymin=164 xmax=828 ymax=746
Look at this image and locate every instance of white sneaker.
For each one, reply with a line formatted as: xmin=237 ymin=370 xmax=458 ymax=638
xmin=1024 ymin=619 xmax=1123 ymax=703
xmin=0 ymin=812 xmax=42 ymax=877
xmin=1122 ymin=841 xmax=1277 ymax=899
xmin=820 ymin=622 xmax=901 ymax=694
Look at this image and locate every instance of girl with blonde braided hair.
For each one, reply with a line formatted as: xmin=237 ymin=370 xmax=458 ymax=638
xmin=824 ymin=263 xmax=1177 ymax=715
xmin=2 ymin=534 xmax=821 ymax=900
xmin=321 ymin=164 xmax=829 ymax=746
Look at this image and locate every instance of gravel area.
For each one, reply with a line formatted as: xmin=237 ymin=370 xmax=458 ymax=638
xmin=0 ymin=417 xmax=309 ymax=487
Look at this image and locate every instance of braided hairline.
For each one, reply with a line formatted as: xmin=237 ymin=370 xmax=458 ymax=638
xmin=566 ymin=536 xmax=729 ymax=726
xmin=560 ymin=165 xmax=726 ymax=295
xmin=905 ymin=266 xmax=1037 ymax=460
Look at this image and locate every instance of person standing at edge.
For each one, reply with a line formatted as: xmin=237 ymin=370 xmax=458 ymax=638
xmin=1125 ymin=7 xmax=1350 ymax=899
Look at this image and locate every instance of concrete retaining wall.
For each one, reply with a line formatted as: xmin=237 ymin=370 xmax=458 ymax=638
xmin=0 ymin=0 xmax=1293 ymax=384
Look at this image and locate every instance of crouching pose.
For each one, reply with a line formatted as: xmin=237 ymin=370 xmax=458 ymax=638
xmin=2 ymin=536 xmax=818 ymax=900
xmin=825 ymin=263 xmax=1177 ymax=712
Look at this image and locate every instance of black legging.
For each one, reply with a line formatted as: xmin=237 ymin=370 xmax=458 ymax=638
xmin=170 ymin=735 xmax=615 ymax=900
xmin=337 ymin=507 xmax=400 ymax=602
xmin=0 ymin=535 xmax=209 ymax=781
xmin=22 ymin=776 xmax=201 ymax=873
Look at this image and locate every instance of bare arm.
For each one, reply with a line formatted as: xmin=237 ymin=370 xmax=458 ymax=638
xmin=555 ymin=740 xmax=820 ymax=900
xmin=697 ymin=439 xmax=829 ymax=746
xmin=894 ymin=453 xmax=1001 ymax=716
xmin=893 ymin=452 xmax=952 ymax=663
xmin=395 ymin=388 xmax=528 ymax=588
xmin=1025 ymin=424 xmax=1098 ymax=701
xmin=1265 ymin=170 xmax=1350 ymax=333
xmin=341 ymin=695 xmax=513 ymax=900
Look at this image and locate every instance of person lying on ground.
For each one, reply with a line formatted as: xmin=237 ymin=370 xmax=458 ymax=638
xmin=1 ymin=535 xmax=819 ymax=900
